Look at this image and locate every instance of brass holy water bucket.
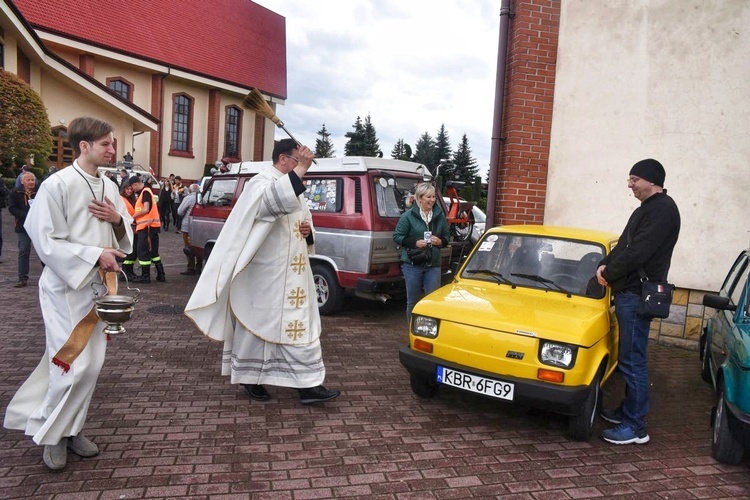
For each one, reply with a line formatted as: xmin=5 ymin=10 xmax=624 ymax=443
xmin=91 ymin=270 xmax=141 ymax=335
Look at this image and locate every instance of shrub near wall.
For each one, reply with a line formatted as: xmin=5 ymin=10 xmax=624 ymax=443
xmin=0 ymin=70 xmax=53 ymax=171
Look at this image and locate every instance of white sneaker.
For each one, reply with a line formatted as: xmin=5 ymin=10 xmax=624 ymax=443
xmin=43 ymin=439 xmax=68 ymax=470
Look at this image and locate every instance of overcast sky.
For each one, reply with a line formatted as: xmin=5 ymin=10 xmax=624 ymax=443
xmin=253 ymin=0 xmax=501 ymax=178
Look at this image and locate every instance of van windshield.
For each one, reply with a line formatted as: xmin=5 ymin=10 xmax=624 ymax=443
xmin=374 ymin=174 xmax=420 ymax=218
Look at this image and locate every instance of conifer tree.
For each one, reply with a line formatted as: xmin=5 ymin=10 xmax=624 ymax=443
xmin=362 ymin=115 xmax=382 ymax=157
xmin=344 ymin=116 xmax=366 ymax=156
xmin=314 ymin=123 xmax=335 ymax=158
xmin=452 ymin=133 xmax=479 ymax=184
xmin=413 ymin=132 xmax=437 ymax=174
xmin=391 ymin=139 xmax=412 ymax=161
xmin=434 ymin=124 xmax=453 ymax=178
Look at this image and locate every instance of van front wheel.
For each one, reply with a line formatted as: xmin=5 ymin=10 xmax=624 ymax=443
xmin=312 ymin=263 xmax=344 ymax=315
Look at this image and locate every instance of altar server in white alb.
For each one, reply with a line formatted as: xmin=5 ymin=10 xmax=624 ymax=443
xmin=185 ymin=138 xmax=340 ymax=405
xmin=3 ymin=117 xmax=133 ymax=470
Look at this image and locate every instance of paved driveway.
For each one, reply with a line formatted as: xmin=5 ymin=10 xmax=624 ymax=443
xmin=0 ymin=212 xmax=748 ymax=499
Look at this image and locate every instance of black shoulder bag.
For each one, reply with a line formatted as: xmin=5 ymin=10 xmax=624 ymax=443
xmin=636 ymin=267 xmax=674 ymax=319
xmin=406 ymin=217 xmax=434 ymax=266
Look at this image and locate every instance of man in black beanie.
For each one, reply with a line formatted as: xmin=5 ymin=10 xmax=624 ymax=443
xmin=595 ymin=158 xmax=680 ymax=445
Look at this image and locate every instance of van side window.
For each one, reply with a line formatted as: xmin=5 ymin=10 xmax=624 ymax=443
xmin=204 ymin=178 xmax=238 ymax=207
xmin=303 ymin=178 xmax=342 ymax=212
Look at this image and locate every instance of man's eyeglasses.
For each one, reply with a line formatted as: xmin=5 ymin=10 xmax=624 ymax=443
xmin=627 ymin=176 xmax=642 ymax=184
xmin=283 ymin=154 xmax=299 ymax=164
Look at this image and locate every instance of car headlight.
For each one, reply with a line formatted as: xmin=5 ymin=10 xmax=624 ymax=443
xmin=411 ymin=315 xmax=439 ymax=338
xmin=539 ymin=341 xmax=578 ymax=369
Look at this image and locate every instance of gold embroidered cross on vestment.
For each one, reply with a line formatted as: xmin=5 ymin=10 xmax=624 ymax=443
xmin=287 ymin=287 xmax=307 ymax=307
xmin=286 ymin=320 xmax=306 ymax=341
xmin=291 ymin=253 xmax=306 ymax=274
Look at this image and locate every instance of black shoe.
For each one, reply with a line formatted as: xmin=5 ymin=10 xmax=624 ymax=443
xmin=298 ymin=386 xmax=340 ymax=405
xmin=243 ymin=384 xmax=271 ymax=401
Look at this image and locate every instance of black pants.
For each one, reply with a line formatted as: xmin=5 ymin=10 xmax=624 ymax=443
xmin=136 ymin=228 xmax=161 ymax=265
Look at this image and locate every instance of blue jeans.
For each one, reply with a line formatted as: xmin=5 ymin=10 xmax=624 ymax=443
xmin=614 ymin=291 xmax=652 ymax=430
xmin=18 ymin=230 xmax=31 ymax=281
xmin=402 ymin=263 xmax=441 ymax=321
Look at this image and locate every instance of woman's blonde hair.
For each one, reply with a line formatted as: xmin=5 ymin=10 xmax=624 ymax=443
xmin=414 ymin=183 xmax=435 ymax=200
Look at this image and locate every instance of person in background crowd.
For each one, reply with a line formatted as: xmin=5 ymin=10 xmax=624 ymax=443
xmin=119 ymin=177 xmax=139 ymax=282
xmin=185 ymin=138 xmax=340 ymax=405
xmin=177 ymin=183 xmax=202 ymax=275
xmin=119 ymin=168 xmax=129 ymax=187
xmin=42 ymin=166 xmax=57 ymax=183
xmin=158 ymin=177 xmax=174 ymax=230
xmin=3 ymin=116 xmax=133 ymax=470
xmin=130 ymin=176 xmax=165 ymax=283
xmin=393 ymin=182 xmax=451 ymax=322
xmin=596 ymin=159 xmax=680 ymax=445
xmin=172 ymin=176 xmax=185 ymax=233
xmin=14 ymin=156 xmax=34 ymax=189
xmin=8 ymin=171 xmax=37 ymax=288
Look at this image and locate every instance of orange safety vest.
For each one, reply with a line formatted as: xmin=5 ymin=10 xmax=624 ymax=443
xmin=121 ymin=196 xmax=135 ymax=217
xmin=134 ymin=187 xmax=161 ymax=232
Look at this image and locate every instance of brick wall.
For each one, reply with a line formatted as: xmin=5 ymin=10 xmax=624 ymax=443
xmin=78 ymin=53 xmax=95 ymax=76
xmin=149 ymin=74 xmax=163 ymax=174
xmin=496 ymin=0 xmax=560 ymax=225
xmin=206 ymin=89 xmax=221 ymax=164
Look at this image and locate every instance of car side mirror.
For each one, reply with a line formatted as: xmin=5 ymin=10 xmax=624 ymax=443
xmin=702 ymin=293 xmax=736 ymax=312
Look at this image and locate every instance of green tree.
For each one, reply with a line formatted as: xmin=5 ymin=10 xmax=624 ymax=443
xmin=391 ymin=139 xmax=412 ymax=161
xmin=0 ymin=70 xmax=52 ymax=177
xmin=344 ymin=116 xmax=366 ymax=156
xmin=413 ymin=132 xmax=436 ymax=174
xmin=434 ymin=124 xmax=452 ymax=177
xmin=314 ymin=123 xmax=336 ymax=158
xmin=362 ymin=115 xmax=382 ymax=157
xmin=452 ymin=133 xmax=479 ymax=185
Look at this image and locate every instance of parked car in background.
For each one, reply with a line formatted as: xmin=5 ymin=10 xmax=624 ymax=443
xmin=699 ymin=248 xmax=750 ymax=464
xmin=399 ymin=225 xmax=619 ymax=441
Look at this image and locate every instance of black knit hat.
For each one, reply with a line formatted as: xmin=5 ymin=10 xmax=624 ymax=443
xmin=629 ymin=159 xmax=665 ymax=187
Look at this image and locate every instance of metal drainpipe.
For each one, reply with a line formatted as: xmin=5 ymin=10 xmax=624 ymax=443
xmin=486 ymin=0 xmax=511 ymax=228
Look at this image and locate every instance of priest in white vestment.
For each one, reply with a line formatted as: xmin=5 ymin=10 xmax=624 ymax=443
xmin=3 ymin=117 xmax=133 ymax=470
xmin=185 ymin=139 xmax=340 ymax=405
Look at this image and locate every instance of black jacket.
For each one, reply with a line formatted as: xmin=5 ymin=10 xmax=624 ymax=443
xmin=601 ymin=191 xmax=680 ymax=294
xmin=8 ymin=188 xmax=34 ymax=234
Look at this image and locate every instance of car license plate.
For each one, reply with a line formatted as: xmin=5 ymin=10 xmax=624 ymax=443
xmin=436 ymin=366 xmax=514 ymax=401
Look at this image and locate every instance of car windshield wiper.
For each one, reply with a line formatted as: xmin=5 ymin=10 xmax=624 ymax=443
xmin=465 ymin=268 xmax=516 ymax=288
xmin=510 ymin=273 xmax=571 ymax=297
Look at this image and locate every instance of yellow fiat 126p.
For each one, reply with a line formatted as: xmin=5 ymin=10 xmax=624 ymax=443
xmin=399 ymin=225 xmax=620 ymax=440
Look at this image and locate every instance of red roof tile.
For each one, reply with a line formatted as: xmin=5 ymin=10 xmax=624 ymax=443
xmin=11 ymin=0 xmax=287 ymax=98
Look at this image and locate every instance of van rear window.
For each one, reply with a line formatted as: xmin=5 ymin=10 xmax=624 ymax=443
xmin=303 ymin=178 xmax=342 ymax=212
